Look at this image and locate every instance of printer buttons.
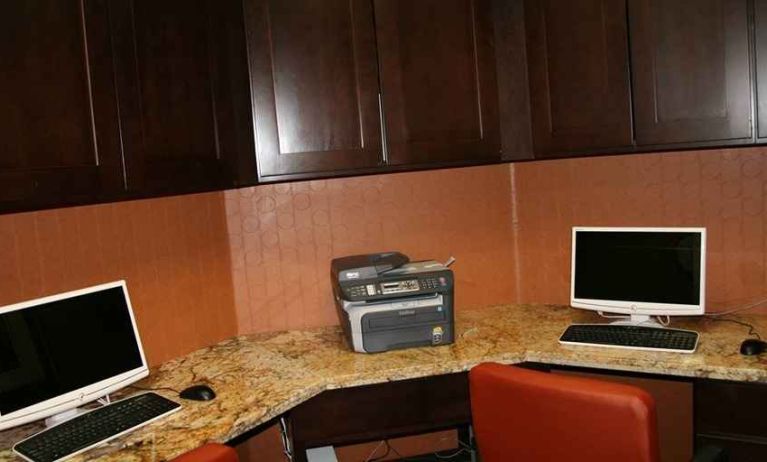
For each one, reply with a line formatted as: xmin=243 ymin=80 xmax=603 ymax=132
xmin=366 ymin=284 xmax=376 ymax=296
xmin=421 ymin=278 xmax=439 ymax=290
xmin=348 ymin=286 xmax=367 ymax=298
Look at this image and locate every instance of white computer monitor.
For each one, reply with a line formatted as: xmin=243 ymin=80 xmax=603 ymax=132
xmin=0 ymin=281 xmax=149 ymax=431
xmin=571 ymin=227 xmax=706 ymax=325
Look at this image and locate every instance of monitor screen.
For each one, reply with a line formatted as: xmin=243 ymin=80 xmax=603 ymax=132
xmin=573 ymin=229 xmax=703 ymax=306
xmin=0 ymin=284 xmax=144 ymax=418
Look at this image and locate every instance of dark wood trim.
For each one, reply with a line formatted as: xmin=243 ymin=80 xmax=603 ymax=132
xmin=493 ymin=0 xmax=534 ymax=161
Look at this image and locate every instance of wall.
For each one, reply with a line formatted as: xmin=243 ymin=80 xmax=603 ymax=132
xmin=0 ymin=192 xmax=237 ymax=366
xmin=4 ymin=147 xmax=764 ymax=459
xmin=225 ymin=164 xmax=518 ymax=334
xmin=514 ymin=147 xmax=767 ymax=313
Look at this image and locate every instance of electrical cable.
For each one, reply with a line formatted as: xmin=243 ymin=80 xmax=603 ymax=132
xmin=706 ymin=296 xmax=767 ymax=317
xmin=388 ymin=435 xmax=475 ymax=462
xmin=709 ymin=317 xmax=762 ymax=340
xmin=364 ymin=433 xmax=476 ymax=462
xmin=433 ymin=448 xmax=468 ymax=459
xmin=365 ymin=440 xmax=389 ymax=462
xmin=128 ymin=384 xmax=181 ymax=395
xmin=387 ymin=441 xmax=403 ymax=459
xmin=278 ymin=416 xmax=293 ymax=461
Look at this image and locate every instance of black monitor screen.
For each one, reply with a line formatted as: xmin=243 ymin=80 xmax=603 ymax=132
xmin=0 ymin=286 xmax=143 ymax=415
xmin=574 ymin=231 xmax=702 ymax=305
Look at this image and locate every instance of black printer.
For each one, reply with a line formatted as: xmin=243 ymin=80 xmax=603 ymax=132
xmin=331 ymin=252 xmax=455 ymax=353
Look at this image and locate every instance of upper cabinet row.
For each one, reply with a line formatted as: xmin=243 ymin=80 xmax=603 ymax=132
xmin=0 ymin=0 xmax=504 ymax=213
xmin=526 ymin=0 xmax=759 ymax=158
xmin=8 ymin=0 xmax=767 ymax=213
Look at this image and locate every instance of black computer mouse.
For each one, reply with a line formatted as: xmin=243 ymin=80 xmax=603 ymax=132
xmin=739 ymin=339 xmax=767 ymax=356
xmin=179 ymin=384 xmax=216 ymax=401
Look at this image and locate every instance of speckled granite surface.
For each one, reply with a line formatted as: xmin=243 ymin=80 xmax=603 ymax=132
xmin=2 ymin=304 xmax=767 ymax=461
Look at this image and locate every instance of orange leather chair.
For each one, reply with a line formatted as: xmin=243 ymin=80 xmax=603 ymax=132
xmin=171 ymin=443 xmax=238 ymax=462
xmin=469 ymin=363 xmax=659 ymax=462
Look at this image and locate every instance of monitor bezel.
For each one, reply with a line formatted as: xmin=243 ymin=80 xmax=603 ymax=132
xmin=0 ymin=280 xmax=149 ymax=431
xmin=570 ymin=227 xmax=707 ymax=316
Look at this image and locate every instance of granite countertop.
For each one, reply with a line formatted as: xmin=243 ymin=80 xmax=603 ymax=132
xmin=2 ymin=304 xmax=767 ymax=461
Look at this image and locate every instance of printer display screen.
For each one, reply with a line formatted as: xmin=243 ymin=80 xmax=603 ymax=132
xmin=381 ymin=280 xmax=419 ymax=295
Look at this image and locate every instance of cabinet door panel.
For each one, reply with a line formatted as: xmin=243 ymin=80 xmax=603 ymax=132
xmin=375 ymin=0 xmax=501 ymax=165
xmin=245 ymin=0 xmax=382 ymax=179
xmin=755 ymin=0 xmax=767 ymax=140
xmin=111 ymin=0 xmax=254 ymax=194
xmin=0 ymin=0 xmax=123 ymax=212
xmin=524 ymin=0 xmax=633 ymax=157
xmin=629 ymin=0 xmax=752 ymax=145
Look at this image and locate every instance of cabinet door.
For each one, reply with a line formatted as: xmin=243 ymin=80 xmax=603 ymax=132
xmin=755 ymin=0 xmax=767 ymax=140
xmin=375 ymin=0 xmax=501 ymax=166
xmin=524 ymin=0 xmax=633 ymax=157
xmin=245 ymin=0 xmax=383 ymax=179
xmin=110 ymin=0 xmax=255 ymax=195
xmin=629 ymin=0 xmax=752 ymax=145
xmin=695 ymin=380 xmax=767 ymax=459
xmin=0 ymin=0 xmax=123 ymax=213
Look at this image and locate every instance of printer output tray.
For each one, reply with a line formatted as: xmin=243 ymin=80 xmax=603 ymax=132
xmin=342 ymin=294 xmax=453 ymax=353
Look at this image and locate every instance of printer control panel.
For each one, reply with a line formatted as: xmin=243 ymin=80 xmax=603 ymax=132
xmin=381 ymin=279 xmax=419 ymax=295
xmin=344 ymin=277 xmax=446 ymax=300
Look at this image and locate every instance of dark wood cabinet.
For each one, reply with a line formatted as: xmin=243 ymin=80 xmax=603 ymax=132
xmin=289 ymin=373 xmax=471 ymax=462
xmin=524 ymin=0 xmax=633 ymax=157
xmin=375 ymin=0 xmax=501 ymax=166
xmin=755 ymin=0 xmax=767 ymax=140
xmin=7 ymin=0 xmax=767 ymax=214
xmin=629 ymin=0 xmax=753 ymax=146
xmin=109 ymin=0 xmax=255 ymax=195
xmin=0 ymin=0 xmax=123 ymax=213
xmin=695 ymin=380 xmax=767 ymax=460
xmin=245 ymin=0 xmax=502 ymax=179
xmin=245 ymin=0 xmax=383 ymax=180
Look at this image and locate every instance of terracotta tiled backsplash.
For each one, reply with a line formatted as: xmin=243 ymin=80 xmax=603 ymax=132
xmin=0 ymin=192 xmax=237 ymax=366
xmin=3 ymin=148 xmax=767 ymax=364
xmin=514 ymin=147 xmax=767 ymax=312
xmin=224 ymin=165 xmax=517 ymax=334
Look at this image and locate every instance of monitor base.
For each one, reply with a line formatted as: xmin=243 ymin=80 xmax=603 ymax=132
xmin=44 ymin=394 xmax=111 ymax=428
xmin=608 ymin=314 xmax=665 ymax=329
xmin=45 ymin=408 xmax=89 ymax=428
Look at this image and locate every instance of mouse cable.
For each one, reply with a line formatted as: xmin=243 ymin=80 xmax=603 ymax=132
xmin=708 ymin=317 xmax=762 ymax=340
xmin=128 ymin=384 xmax=181 ymax=395
xmin=706 ymin=296 xmax=767 ymax=317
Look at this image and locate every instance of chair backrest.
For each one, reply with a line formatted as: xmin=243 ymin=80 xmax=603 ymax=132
xmin=469 ymin=363 xmax=659 ymax=462
xmin=171 ymin=443 xmax=239 ymax=462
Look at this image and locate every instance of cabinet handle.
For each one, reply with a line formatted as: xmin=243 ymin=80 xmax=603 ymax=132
xmin=378 ymin=93 xmax=389 ymax=165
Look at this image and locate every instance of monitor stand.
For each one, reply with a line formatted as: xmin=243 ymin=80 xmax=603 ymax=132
xmin=45 ymin=408 xmax=89 ymax=428
xmin=607 ymin=314 xmax=665 ymax=328
xmin=44 ymin=395 xmax=111 ymax=428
